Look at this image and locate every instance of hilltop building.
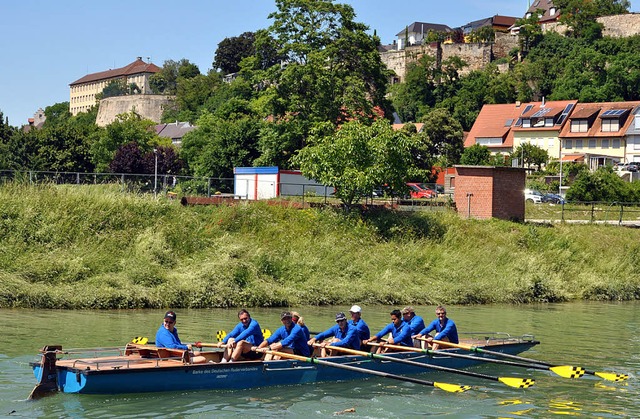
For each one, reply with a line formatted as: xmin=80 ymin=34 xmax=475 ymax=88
xmin=69 ymin=57 xmax=160 ymax=116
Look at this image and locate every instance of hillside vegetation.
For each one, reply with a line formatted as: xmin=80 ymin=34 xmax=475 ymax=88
xmin=1 ymin=184 xmax=639 ymax=309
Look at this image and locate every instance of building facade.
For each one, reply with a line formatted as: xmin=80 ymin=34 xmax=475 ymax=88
xmin=69 ymin=57 xmax=161 ymax=116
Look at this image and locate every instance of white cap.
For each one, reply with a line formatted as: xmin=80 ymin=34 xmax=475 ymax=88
xmin=349 ymin=305 xmax=362 ymax=313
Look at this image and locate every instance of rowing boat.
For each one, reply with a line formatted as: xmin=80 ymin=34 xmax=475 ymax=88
xmin=30 ymin=333 xmax=538 ymax=396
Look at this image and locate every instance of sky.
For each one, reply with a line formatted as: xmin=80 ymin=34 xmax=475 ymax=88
xmin=1 ymin=0 xmax=638 ymax=127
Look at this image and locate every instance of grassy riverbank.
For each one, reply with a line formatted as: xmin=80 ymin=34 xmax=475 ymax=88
xmin=1 ymin=183 xmax=639 ymax=308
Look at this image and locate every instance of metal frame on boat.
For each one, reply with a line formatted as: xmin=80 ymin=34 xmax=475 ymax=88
xmin=30 ymin=333 xmax=539 ymax=396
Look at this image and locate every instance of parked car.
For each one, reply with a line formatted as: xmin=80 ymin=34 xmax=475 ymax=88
xmin=406 ymin=182 xmax=437 ymax=199
xmin=542 ymin=193 xmax=566 ymax=204
xmin=628 ymin=164 xmax=639 ymax=172
xmin=524 ymin=189 xmax=543 ymax=203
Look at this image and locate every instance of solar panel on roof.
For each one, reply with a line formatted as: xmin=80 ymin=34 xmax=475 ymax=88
xmin=521 ymin=104 xmax=533 ymax=115
xmin=556 ymin=104 xmax=574 ymax=125
xmin=515 ymin=118 xmax=522 ymax=126
xmin=556 ymin=115 xmax=567 ymax=125
xmin=531 ymin=108 xmax=552 ymax=118
xmin=505 ymin=119 xmax=514 ymax=127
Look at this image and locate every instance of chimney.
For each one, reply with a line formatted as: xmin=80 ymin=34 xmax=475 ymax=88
xmin=541 ymin=97 xmax=546 ymax=107
xmin=516 ymin=101 xmax=521 ymax=107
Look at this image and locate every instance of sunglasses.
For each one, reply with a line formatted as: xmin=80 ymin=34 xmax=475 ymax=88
xmin=164 ymin=320 xmax=175 ymax=324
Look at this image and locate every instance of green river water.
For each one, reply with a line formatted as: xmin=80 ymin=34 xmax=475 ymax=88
xmin=1 ymin=302 xmax=638 ymax=418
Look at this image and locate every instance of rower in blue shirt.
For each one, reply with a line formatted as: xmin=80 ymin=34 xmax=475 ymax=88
xmin=257 ymin=311 xmax=310 ymax=360
xmin=363 ymin=309 xmax=413 ymax=353
xmin=217 ymin=309 xmax=264 ymax=363
xmin=348 ymin=305 xmax=370 ymax=346
xmin=414 ymin=305 xmax=459 ymax=350
xmin=401 ymin=306 xmax=426 ymax=347
xmin=308 ymin=312 xmax=360 ymax=357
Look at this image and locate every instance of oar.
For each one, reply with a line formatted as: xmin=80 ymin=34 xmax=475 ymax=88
xmin=320 ymin=344 xmax=534 ymax=389
xmin=252 ymin=347 xmax=471 ymax=393
xmin=369 ymin=342 xmax=560 ymax=373
xmin=427 ymin=339 xmax=629 ymax=382
xmin=131 ymin=336 xmax=149 ymax=345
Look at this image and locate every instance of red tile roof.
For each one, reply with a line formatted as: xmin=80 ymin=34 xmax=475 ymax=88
xmin=70 ymin=58 xmax=161 ymax=86
xmin=465 ymin=104 xmax=525 ymax=148
xmin=558 ymin=101 xmax=640 ymax=138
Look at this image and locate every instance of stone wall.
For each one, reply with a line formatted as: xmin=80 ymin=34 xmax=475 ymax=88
xmin=96 ymin=95 xmax=175 ymax=127
xmin=598 ymin=13 xmax=640 ymax=38
xmin=380 ymin=32 xmax=518 ymax=82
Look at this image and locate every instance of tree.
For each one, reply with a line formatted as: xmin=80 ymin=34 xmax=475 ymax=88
xmin=566 ymin=166 xmax=629 ymax=202
xmin=213 ymin=32 xmax=256 ymax=74
xmin=97 ymin=79 xmax=128 ymax=99
xmin=511 ymin=143 xmax=549 ymax=171
xmin=91 ymin=112 xmax=165 ymax=172
xmin=242 ymin=0 xmax=392 ymax=163
xmin=460 ymin=144 xmax=492 ymax=165
xmin=294 ymin=120 xmax=415 ymax=207
xmin=420 ymin=108 xmax=464 ymax=168
xmin=180 ymin=111 xmax=261 ymax=178
xmin=554 ymin=0 xmax=630 ymax=39
xmin=43 ymin=102 xmax=72 ymax=127
xmin=149 ymin=59 xmax=201 ymax=95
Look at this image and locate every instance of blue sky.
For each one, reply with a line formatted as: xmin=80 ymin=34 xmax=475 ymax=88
xmin=1 ymin=0 xmax=637 ymax=127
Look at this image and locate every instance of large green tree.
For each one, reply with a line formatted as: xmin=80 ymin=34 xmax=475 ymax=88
xmin=419 ymin=108 xmax=464 ymax=168
xmin=213 ymin=32 xmax=256 ymax=74
xmin=149 ymin=59 xmax=201 ymax=95
xmin=180 ymin=110 xmax=262 ymax=178
xmin=244 ymin=0 xmax=392 ymax=167
xmin=294 ymin=120 xmax=415 ymax=207
xmin=555 ymin=0 xmax=630 ymax=39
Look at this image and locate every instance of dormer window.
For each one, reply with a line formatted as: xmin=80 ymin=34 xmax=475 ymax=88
xmin=571 ymin=119 xmax=588 ymax=132
xmin=550 ymin=7 xmax=556 ymax=16
xmin=601 ymin=119 xmax=620 ymax=132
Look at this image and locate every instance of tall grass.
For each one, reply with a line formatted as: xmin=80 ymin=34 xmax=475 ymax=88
xmin=1 ymin=183 xmax=639 ymax=308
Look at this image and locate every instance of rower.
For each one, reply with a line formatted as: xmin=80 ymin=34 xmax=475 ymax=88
xmin=308 ymin=312 xmax=360 ymax=357
xmin=363 ymin=309 xmax=413 ymax=353
xmin=155 ymin=311 xmax=207 ymax=364
xmin=412 ymin=305 xmax=459 ymax=350
xmin=256 ymin=312 xmax=310 ymax=360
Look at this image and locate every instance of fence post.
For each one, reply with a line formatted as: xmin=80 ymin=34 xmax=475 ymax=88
xmin=207 ymin=178 xmax=211 ymax=197
xmin=324 ymin=186 xmax=328 ymax=205
xmin=76 ymin=172 xmax=80 ymax=184
xmin=561 ymin=201 xmax=565 ymax=222
xmin=591 ymin=202 xmax=595 ymax=223
xmin=619 ymin=204 xmax=624 ymax=225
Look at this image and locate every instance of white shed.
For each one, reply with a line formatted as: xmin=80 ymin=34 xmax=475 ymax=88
xmin=233 ymin=167 xmax=334 ymax=200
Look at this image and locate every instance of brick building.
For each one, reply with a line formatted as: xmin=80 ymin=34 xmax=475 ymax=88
xmin=453 ymin=166 xmax=527 ymax=221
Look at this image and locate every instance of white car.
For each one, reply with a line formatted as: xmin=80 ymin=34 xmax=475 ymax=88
xmin=524 ymin=189 xmax=543 ymax=203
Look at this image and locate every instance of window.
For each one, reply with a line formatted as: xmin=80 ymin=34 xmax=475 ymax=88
xmin=601 ymin=139 xmax=609 ymax=149
xmin=522 ymin=119 xmax=531 ymax=128
xmin=550 ymin=7 xmax=556 ymax=15
xmin=476 ymin=138 xmax=502 ymax=145
xmin=571 ymin=120 xmax=588 ymax=132
xmin=601 ymin=119 xmax=620 ymax=132
xmin=613 ymin=139 xmax=621 ymax=149
xmin=565 ymin=139 xmax=573 ymax=149
xmin=545 ymin=118 xmax=554 ymax=127
xmin=588 ymin=139 xmax=596 ymax=148
xmin=575 ymin=140 xmax=583 ymax=149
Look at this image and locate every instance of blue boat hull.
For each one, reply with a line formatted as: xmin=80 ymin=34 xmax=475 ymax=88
xmin=32 ymin=340 xmax=538 ymax=394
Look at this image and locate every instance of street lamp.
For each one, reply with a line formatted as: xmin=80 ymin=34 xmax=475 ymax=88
xmin=153 ymin=148 xmax=158 ymax=198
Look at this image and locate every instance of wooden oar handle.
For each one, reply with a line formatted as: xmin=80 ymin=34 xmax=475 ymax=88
xmin=196 ymin=342 xmax=227 ymax=348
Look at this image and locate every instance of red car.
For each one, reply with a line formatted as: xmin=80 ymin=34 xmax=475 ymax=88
xmin=406 ymin=183 xmax=436 ymax=199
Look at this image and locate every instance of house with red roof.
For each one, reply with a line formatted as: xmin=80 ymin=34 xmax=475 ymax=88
xmin=558 ymin=102 xmax=640 ymax=170
xmin=69 ymin=57 xmax=161 ymax=116
xmin=466 ymin=99 xmax=577 ymax=163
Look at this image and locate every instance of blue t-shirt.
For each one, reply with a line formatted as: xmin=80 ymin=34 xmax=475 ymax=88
xmin=267 ymin=323 xmax=311 ymax=356
xmin=404 ymin=315 xmax=426 ymax=335
xmin=155 ymin=325 xmax=188 ymax=350
xmin=223 ymin=318 xmax=264 ymax=346
xmin=419 ymin=318 xmax=459 ymax=343
xmin=375 ymin=321 xmax=413 ymax=347
xmin=314 ymin=323 xmax=360 ymax=350
xmin=351 ymin=319 xmax=370 ymax=342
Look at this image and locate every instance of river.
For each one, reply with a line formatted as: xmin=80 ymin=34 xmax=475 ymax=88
xmin=1 ymin=302 xmax=638 ymax=418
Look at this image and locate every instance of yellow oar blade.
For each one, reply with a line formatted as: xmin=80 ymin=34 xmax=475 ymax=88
xmin=594 ymin=371 xmax=629 ymax=382
xmin=131 ymin=336 xmax=148 ymax=345
xmin=550 ymin=365 xmax=586 ymax=379
xmin=434 ymin=382 xmax=472 ymax=393
xmin=262 ymin=328 xmax=272 ymax=339
xmin=216 ymin=330 xmax=227 ymax=342
xmin=498 ymin=377 xmax=536 ymax=389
